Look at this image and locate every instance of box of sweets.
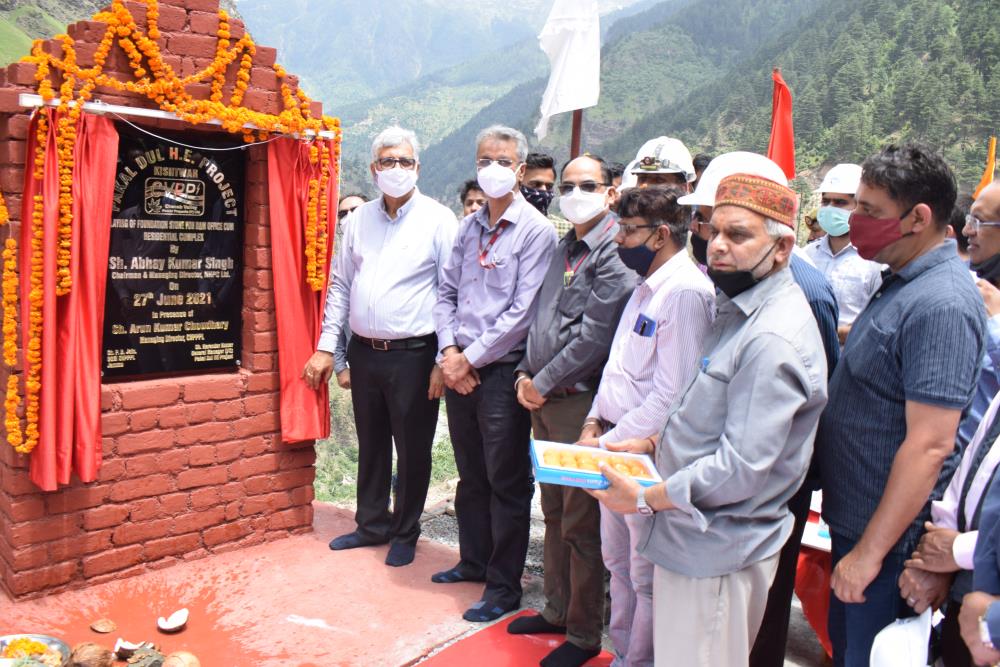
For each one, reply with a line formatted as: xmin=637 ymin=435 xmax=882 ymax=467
xmin=530 ymin=440 xmax=663 ymax=490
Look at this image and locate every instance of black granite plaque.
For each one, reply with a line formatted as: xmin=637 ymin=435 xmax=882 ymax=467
xmin=102 ymin=124 xmax=245 ymax=379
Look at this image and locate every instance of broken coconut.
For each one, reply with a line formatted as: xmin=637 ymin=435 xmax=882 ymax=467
xmin=162 ymin=651 xmax=201 ymax=667
xmin=114 ymin=639 xmax=155 ymax=659
xmin=127 ymin=646 xmax=165 ymax=667
xmin=155 ymin=608 xmax=189 ymax=634
xmin=89 ymin=618 xmax=117 ymax=634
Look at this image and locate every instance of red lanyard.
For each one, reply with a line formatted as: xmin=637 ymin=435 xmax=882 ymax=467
xmin=563 ymin=218 xmax=616 ymax=286
xmin=479 ymin=220 xmax=510 ymax=268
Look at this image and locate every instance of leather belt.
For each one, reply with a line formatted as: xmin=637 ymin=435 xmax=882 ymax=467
xmin=353 ymin=333 xmax=436 ymax=351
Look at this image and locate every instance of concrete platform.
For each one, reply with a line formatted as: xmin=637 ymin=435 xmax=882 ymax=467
xmin=0 ymin=502 xmax=484 ymax=666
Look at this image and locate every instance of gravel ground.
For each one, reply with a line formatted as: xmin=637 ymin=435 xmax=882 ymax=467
xmin=417 ymin=483 xmax=831 ymax=667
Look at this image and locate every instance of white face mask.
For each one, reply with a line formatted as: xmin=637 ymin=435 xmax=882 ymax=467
xmin=559 ymin=187 xmax=608 ymax=225
xmin=477 ymin=162 xmax=518 ymax=199
xmin=375 ymin=166 xmax=418 ymax=198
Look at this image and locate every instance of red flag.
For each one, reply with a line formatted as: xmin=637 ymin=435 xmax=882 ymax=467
xmin=768 ymin=68 xmax=796 ymax=180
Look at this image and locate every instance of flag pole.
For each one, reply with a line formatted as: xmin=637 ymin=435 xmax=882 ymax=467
xmin=570 ymin=109 xmax=583 ymax=159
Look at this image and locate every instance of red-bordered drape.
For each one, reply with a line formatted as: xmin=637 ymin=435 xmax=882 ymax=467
xmin=267 ymin=138 xmax=336 ymax=443
xmin=21 ymin=109 xmax=118 ymax=491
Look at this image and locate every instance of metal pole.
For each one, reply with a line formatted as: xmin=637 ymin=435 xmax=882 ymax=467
xmin=570 ymin=109 xmax=583 ymax=159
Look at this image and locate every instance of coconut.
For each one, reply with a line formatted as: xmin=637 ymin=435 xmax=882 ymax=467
xmin=69 ymin=642 xmax=114 ymax=667
xmin=162 ymin=651 xmax=201 ymax=667
xmin=113 ymin=639 xmax=155 ymax=659
xmin=155 ymin=608 xmax=189 ymax=634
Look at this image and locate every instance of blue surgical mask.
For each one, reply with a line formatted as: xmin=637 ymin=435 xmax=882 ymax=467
xmin=817 ymin=206 xmax=851 ymax=237
xmin=617 ymin=229 xmax=659 ymax=276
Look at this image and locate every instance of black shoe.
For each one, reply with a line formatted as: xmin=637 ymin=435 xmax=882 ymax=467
xmin=540 ymin=641 xmax=600 ymax=667
xmin=328 ymin=531 xmax=388 ymax=551
xmin=385 ymin=542 xmax=415 ymax=567
xmin=507 ymin=614 xmax=567 ymax=635
xmin=431 ymin=565 xmax=485 ymax=584
xmin=462 ymin=600 xmax=517 ymax=623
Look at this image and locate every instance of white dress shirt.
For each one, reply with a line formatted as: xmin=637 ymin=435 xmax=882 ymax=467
xmin=317 ymin=188 xmax=458 ymax=352
xmin=932 ymin=391 xmax=1000 ymax=569
xmin=804 ymin=236 xmax=883 ymax=327
xmin=588 ymin=250 xmax=715 ymax=446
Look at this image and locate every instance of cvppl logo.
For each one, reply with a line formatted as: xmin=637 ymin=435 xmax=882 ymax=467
xmin=145 ymin=178 xmax=206 ymax=217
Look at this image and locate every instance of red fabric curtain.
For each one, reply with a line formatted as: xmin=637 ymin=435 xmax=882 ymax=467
xmin=767 ymin=68 xmax=796 ymax=181
xmin=267 ymin=138 xmax=336 ymax=443
xmin=21 ymin=110 xmax=118 ymax=490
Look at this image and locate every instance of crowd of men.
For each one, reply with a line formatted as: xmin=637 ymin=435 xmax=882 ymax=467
xmin=300 ymin=122 xmax=1000 ymax=667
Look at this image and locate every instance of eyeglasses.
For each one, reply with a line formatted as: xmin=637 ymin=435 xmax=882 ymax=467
xmin=619 ymin=223 xmax=658 ymax=235
xmin=476 ymin=158 xmax=517 ymax=169
xmin=689 ymin=209 xmax=709 ymax=226
xmin=557 ymin=181 xmax=607 ymax=196
xmin=375 ymin=157 xmax=417 ymax=170
xmin=965 ymin=215 xmax=1000 ymax=233
xmin=338 ymin=206 xmax=359 ymax=220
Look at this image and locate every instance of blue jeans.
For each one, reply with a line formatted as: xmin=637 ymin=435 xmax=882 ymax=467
xmin=828 ymin=532 xmax=913 ymax=667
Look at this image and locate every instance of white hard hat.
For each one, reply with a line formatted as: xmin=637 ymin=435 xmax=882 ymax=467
xmin=629 ymin=137 xmax=695 ymax=182
xmin=869 ymin=609 xmax=932 ymax=667
xmin=677 ymin=152 xmax=788 ymax=207
xmin=817 ymin=163 xmax=862 ymax=196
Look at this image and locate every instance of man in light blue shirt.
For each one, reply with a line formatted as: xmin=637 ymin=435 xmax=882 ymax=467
xmin=432 ymin=125 xmax=557 ymax=623
xmin=303 ymin=126 xmax=457 ymax=568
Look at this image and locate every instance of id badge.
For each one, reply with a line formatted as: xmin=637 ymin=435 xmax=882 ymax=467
xmin=633 ymin=314 xmax=656 ymax=337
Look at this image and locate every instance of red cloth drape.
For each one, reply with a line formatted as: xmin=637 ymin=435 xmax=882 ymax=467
xmin=21 ymin=110 xmax=118 ymax=490
xmin=267 ymin=138 xmax=336 ymax=443
xmin=767 ymin=68 xmax=796 ymax=180
xmin=795 ymin=511 xmax=833 ymax=658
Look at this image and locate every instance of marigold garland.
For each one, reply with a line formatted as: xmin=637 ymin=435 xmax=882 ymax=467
xmin=1 ymin=0 xmax=342 ymax=453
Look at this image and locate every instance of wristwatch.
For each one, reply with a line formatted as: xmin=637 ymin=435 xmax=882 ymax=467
xmin=980 ymin=614 xmax=996 ymax=650
xmin=636 ymin=486 xmax=654 ymax=516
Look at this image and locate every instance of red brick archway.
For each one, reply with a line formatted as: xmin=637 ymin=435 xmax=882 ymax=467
xmin=0 ymin=0 xmax=323 ymax=599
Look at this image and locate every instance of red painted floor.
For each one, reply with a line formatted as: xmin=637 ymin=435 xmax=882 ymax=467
xmin=0 ymin=503 xmax=485 ymax=666
xmin=422 ymin=611 xmax=614 ymax=667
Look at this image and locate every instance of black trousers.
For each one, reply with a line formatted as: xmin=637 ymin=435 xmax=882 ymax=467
xmin=749 ymin=481 xmax=812 ymax=667
xmin=444 ymin=361 xmax=533 ymax=609
xmin=347 ymin=338 xmax=439 ymax=547
xmin=941 ymin=599 xmax=973 ymax=667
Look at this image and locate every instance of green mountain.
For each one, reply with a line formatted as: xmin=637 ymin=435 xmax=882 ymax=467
xmin=0 ymin=0 xmax=101 ymax=64
xmin=414 ymin=0 xmax=1000 ymax=202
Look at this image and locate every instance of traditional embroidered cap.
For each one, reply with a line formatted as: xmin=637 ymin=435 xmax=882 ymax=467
xmin=677 ymin=151 xmax=787 ymax=208
xmin=714 ymin=173 xmax=798 ymax=228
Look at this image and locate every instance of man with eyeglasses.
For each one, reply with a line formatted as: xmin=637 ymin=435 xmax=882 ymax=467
xmin=304 ymin=126 xmax=458 ymax=568
xmin=816 ymin=144 xmax=986 ymax=666
xmin=506 ymin=154 xmax=634 ymax=667
xmin=432 ymin=124 xmax=557 ymax=623
xmin=677 ymin=152 xmax=840 ymax=667
xmin=956 ymin=182 xmax=1000 ymax=453
xmin=578 ymin=185 xmax=715 ymax=667
xmin=629 ymin=136 xmax=696 ymax=192
xmin=804 ymin=164 xmax=884 ymax=345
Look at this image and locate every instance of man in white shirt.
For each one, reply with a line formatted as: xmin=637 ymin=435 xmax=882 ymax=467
xmin=303 ymin=126 xmax=458 ymax=567
xmin=579 ymin=185 xmax=715 ymax=667
xmin=804 ymin=163 xmax=883 ymax=343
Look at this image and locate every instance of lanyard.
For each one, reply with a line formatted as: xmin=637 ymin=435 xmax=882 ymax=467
xmin=479 ymin=220 xmax=510 ymax=268
xmin=563 ymin=218 xmax=616 ymax=286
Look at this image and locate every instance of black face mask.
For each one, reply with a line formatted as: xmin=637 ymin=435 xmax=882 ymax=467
xmin=520 ymin=185 xmax=554 ymax=216
xmin=972 ymin=253 xmax=1000 ymax=285
xmin=690 ymin=234 xmax=708 ymax=266
xmin=707 ymin=242 xmax=779 ymax=299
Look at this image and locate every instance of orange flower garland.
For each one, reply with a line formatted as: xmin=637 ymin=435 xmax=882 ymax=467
xmin=1 ymin=0 xmax=342 ymax=452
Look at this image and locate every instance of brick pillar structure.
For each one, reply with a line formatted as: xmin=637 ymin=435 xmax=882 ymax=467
xmin=0 ymin=0 xmax=323 ymax=599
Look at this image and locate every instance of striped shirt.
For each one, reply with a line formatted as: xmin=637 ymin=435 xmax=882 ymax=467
xmin=587 ymin=250 xmax=715 ymax=446
xmin=317 ymin=189 xmax=458 ymax=351
xmin=817 ymin=240 xmax=986 ymax=555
